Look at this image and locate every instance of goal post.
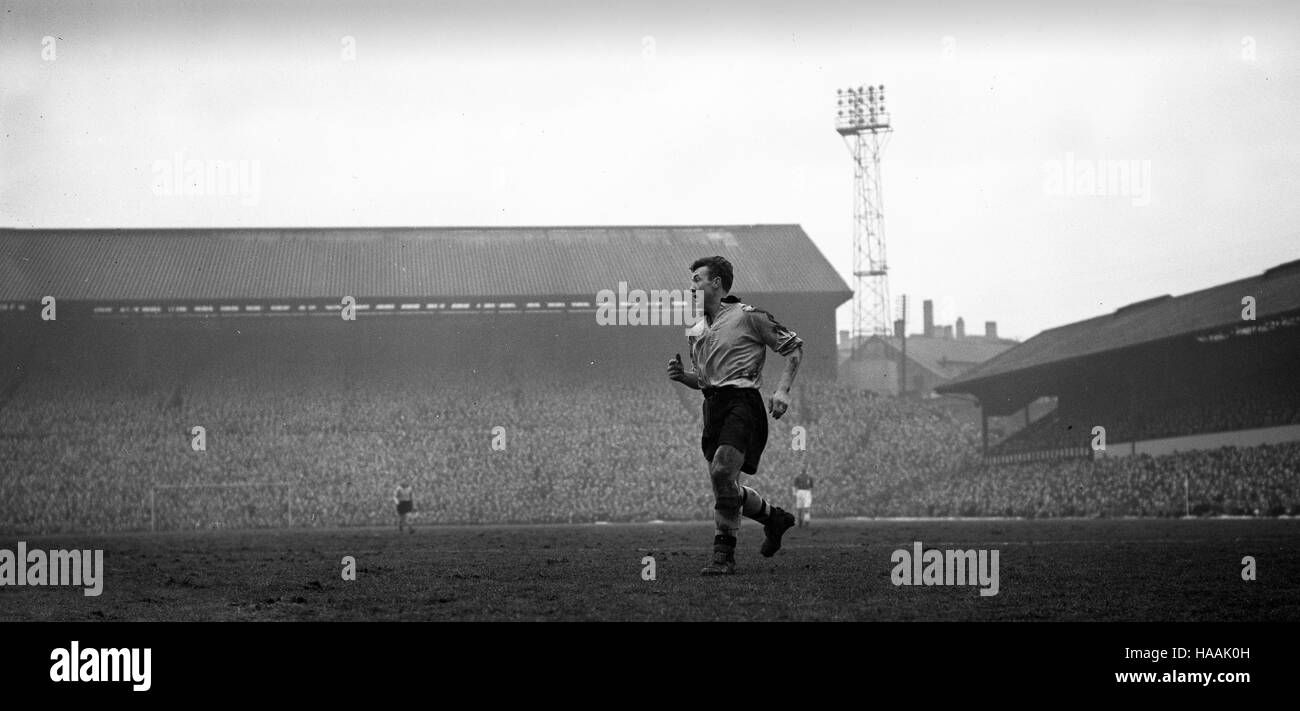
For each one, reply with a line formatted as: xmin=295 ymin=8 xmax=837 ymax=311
xmin=150 ymin=482 xmax=293 ymax=532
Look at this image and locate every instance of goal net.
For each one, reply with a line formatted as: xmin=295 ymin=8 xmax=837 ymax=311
xmin=150 ymin=483 xmax=293 ymax=532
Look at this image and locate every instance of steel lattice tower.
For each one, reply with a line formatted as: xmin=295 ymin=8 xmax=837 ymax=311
xmin=836 ymin=85 xmax=893 ymax=355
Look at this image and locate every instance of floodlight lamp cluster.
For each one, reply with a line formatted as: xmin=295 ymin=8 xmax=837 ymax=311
xmin=836 ymin=85 xmax=890 ymax=134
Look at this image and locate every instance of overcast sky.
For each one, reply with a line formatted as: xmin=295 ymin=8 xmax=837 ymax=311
xmin=2 ymin=0 xmax=1297 ymax=341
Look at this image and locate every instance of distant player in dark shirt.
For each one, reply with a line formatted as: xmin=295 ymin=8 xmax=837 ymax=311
xmin=793 ymin=467 xmax=815 ymax=528
xmin=667 ymin=256 xmax=804 ymax=575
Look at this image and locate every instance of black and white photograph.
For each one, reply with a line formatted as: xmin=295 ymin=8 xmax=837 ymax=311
xmin=1 ymin=0 xmax=1296 ymax=692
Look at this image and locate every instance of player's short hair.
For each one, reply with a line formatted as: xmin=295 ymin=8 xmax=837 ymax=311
xmin=690 ymin=256 xmax=734 ymax=292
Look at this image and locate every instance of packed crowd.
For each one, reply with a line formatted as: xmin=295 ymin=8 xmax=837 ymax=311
xmin=996 ymin=387 xmax=1300 ymax=454
xmin=923 ymin=442 xmax=1300 ymax=518
xmin=2 ymin=354 xmax=1297 ymax=534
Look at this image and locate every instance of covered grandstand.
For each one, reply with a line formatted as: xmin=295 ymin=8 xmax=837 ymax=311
xmin=0 ymin=225 xmax=851 ymax=381
xmin=936 ymin=259 xmax=1300 ymax=462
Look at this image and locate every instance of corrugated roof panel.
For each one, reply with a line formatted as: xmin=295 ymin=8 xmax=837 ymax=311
xmin=941 ymin=265 xmax=1300 ymax=389
xmin=0 ymin=225 xmax=852 ymax=302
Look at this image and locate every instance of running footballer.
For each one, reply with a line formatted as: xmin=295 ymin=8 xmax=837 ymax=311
xmin=667 ymin=256 xmax=803 ymax=575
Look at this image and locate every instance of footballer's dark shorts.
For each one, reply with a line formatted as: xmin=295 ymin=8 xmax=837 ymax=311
xmin=700 ymin=386 xmax=768 ymax=475
xmin=396 ymin=501 xmax=413 ymax=515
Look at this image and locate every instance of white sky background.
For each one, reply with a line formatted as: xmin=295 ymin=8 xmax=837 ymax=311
xmin=1 ymin=0 xmax=1297 ymax=341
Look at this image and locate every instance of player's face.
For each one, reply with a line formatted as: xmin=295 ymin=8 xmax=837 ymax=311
xmin=690 ymin=267 xmax=720 ymax=300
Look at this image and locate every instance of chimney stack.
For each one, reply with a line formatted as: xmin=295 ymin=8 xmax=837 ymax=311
xmin=923 ymin=300 xmax=934 ymax=337
xmin=839 ymin=330 xmax=850 ymax=346
xmin=985 ymin=321 xmax=998 ymax=339
xmin=943 ymin=325 xmax=953 ymax=339
xmin=893 ymin=319 xmax=904 ymax=338
xmin=956 ymin=317 xmax=965 ymax=338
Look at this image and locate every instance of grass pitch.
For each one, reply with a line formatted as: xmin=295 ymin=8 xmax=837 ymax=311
xmin=2 ymin=518 xmax=1297 ymax=621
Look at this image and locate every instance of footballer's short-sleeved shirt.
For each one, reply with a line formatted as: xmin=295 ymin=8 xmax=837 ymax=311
xmin=687 ymin=294 xmax=803 ymax=392
xmin=394 ymin=486 xmax=412 ymax=503
xmin=794 ymin=473 xmax=815 ymax=490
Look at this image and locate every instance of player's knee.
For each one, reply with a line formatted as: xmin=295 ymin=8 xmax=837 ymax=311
xmin=710 ymin=446 xmax=743 ymax=477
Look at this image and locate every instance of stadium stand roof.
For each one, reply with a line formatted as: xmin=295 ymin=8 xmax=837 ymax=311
xmin=0 ymin=225 xmax=851 ymax=302
xmin=937 ymin=258 xmax=1300 ymax=393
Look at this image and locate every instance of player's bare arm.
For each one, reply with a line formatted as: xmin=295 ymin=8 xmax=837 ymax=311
xmin=768 ymin=345 xmax=802 ymax=419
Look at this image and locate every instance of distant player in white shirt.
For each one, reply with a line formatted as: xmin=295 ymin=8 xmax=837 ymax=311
xmin=394 ymin=482 xmax=414 ymax=534
xmin=792 ymin=468 xmax=815 ymax=528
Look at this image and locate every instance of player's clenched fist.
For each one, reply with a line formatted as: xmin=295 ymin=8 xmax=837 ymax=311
xmin=768 ymin=389 xmax=791 ymax=419
xmin=666 ymin=353 xmax=687 ymax=383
